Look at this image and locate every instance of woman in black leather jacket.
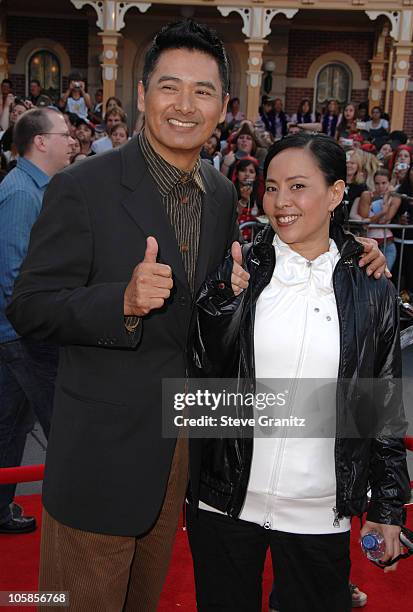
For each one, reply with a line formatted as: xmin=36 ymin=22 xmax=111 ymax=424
xmin=188 ymin=133 xmax=410 ymax=612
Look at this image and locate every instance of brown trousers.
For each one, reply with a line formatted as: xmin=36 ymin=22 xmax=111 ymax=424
xmin=38 ymin=437 xmax=188 ymax=612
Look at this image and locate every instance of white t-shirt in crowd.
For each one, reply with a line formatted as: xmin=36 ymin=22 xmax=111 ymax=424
xmin=66 ymin=96 xmax=88 ymax=120
xmin=91 ymin=136 xmax=113 ymax=154
xmin=366 ymin=118 xmax=389 ymax=131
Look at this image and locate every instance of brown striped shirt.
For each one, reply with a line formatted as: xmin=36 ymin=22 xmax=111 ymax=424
xmin=138 ymin=130 xmax=204 ymax=293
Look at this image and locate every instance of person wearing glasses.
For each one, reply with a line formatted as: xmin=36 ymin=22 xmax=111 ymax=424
xmin=0 ymin=108 xmax=74 ymax=535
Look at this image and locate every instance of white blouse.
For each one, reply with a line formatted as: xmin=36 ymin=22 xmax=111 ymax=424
xmin=200 ymin=235 xmax=351 ymax=534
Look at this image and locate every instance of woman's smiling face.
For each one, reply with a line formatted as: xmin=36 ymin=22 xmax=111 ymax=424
xmin=263 ymin=148 xmax=344 ymax=258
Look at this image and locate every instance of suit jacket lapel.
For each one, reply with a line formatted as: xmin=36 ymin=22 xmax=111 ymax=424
xmin=120 ymin=138 xmax=190 ymax=292
xmin=194 ymin=163 xmax=220 ymax=295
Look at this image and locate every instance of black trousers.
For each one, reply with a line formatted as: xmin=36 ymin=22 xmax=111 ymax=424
xmin=187 ymin=507 xmax=351 ymax=612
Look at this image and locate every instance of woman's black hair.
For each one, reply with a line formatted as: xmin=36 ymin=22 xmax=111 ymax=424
xmin=263 ymin=132 xmax=347 ymax=223
xmin=398 ymin=159 xmax=413 ymax=197
xmin=297 ymin=98 xmax=311 ymax=115
xmin=371 ymin=106 xmax=383 ymax=116
xmin=336 ymin=102 xmax=357 ymax=138
xmin=264 ymin=132 xmax=346 ymax=183
xmin=207 ymin=133 xmax=220 ymax=155
xmin=233 ymin=158 xmax=259 ymax=206
xmin=235 ymin=157 xmax=258 ymax=174
xmin=228 ymin=97 xmax=240 ymax=111
xmin=142 ymin=20 xmax=229 ymax=99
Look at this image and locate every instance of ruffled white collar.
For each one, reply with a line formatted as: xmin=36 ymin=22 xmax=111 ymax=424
xmin=271 ymin=234 xmax=340 ymax=296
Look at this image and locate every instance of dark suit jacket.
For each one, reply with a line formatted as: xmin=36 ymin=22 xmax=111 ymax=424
xmin=7 ymin=136 xmax=239 ymax=536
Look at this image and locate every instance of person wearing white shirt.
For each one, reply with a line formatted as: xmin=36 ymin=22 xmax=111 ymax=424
xmin=61 ymin=79 xmax=92 ymax=121
xmin=365 ymin=106 xmax=389 ymax=132
xmin=188 ymin=133 xmax=409 ymax=612
xmin=91 ymin=106 xmax=126 ymax=154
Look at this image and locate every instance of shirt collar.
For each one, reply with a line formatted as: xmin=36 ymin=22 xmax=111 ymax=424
xmin=17 ymin=157 xmax=50 ymax=189
xmin=273 ymin=234 xmax=340 ymax=267
xmin=272 ymin=235 xmax=340 ymax=295
xmin=138 ymin=130 xmax=205 ymax=197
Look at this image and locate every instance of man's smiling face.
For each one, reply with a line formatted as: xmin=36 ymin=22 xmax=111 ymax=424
xmin=138 ymin=48 xmax=228 ymax=169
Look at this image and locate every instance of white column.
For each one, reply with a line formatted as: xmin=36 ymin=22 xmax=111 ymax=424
xmin=72 ymin=1 xmax=151 ymax=108
xmin=217 ymin=6 xmax=297 ymax=120
xmin=368 ymin=25 xmax=389 ymax=112
xmin=366 ymin=9 xmax=413 ymax=130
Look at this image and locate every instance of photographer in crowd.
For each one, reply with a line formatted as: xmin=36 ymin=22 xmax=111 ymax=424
xmin=59 ymin=75 xmax=91 ymax=121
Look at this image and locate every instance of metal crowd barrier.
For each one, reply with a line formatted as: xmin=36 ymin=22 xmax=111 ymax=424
xmin=240 ymin=218 xmax=413 ymax=323
xmin=240 ymin=219 xmax=413 ymax=294
xmin=347 ymin=220 xmax=413 ymax=296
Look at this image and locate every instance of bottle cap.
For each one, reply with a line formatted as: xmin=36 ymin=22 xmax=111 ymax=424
xmin=362 ymin=534 xmax=378 ymax=550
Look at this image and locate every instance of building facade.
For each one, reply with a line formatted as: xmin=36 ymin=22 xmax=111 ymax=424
xmin=1 ymin=0 xmax=413 ymax=132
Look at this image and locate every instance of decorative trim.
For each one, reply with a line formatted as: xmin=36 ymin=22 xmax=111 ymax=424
xmin=306 ymin=51 xmax=364 ymax=90
xmin=72 ymin=1 xmax=104 ymax=30
xmin=72 ymin=0 xmax=151 ymax=32
xmin=217 ymin=6 xmax=297 ymax=39
xmin=117 ymin=2 xmax=151 ymax=31
xmin=262 ymin=8 xmax=298 ymax=38
xmin=11 ymin=38 xmax=71 ymax=77
xmin=366 ymin=10 xmax=400 ymax=40
xmin=217 ymin=6 xmax=251 ymax=37
xmin=286 ymin=77 xmax=369 ymax=90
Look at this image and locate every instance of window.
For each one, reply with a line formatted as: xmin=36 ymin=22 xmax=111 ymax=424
xmin=315 ymin=63 xmax=351 ymax=114
xmin=28 ymin=51 xmax=60 ymax=102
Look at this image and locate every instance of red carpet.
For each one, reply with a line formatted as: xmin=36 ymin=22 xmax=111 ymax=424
xmin=0 ymin=495 xmax=411 ymax=611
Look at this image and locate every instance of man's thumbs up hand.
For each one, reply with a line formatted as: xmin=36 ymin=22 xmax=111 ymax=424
xmin=231 ymin=241 xmax=250 ymax=296
xmin=143 ymin=236 xmax=159 ymax=263
xmin=124 ymin=236 xmax=174 ymax=316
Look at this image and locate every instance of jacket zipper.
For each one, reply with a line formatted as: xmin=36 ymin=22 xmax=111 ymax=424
xmin=261 ymin=259 xmax=312 ymax=529
xmin=227 ymin=256 xmax=259 ymax=518
xmin=229 ymin=235 xmax=362 ymax=522
xmin=332 ymin=507 xmax=341 ymax=528
xmin=331 ymin=251 xmax=358 ymax=526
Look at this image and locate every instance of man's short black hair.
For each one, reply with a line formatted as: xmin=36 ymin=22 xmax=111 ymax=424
xmin=77 ymin=117 xmax=95 ymax=136
xmin=142 ymin=20 xmax=229 ymax=99
xmin=2 ymin=78 xmax=12 ymax=86
xmin=64 ymin=111 xmax=80 ymax=126
xmin=30 ymin=79 xmax=41 ymax=87
xmin=13 ymin=107 xmax=61 ymax=156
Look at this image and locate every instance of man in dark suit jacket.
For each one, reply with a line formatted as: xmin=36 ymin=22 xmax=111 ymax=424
xmin=7 ymin=20 xmax=239 ymax=611
xmin=7 ymin=20 xmax=388 ymax=612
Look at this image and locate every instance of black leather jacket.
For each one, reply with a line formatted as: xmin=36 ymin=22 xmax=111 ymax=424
xmin=191 ymin=223 xmax=410 ymax=526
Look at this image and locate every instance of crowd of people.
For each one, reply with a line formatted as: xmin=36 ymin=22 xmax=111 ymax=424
xmin=0 ymin=76 xmax=129 ymax=175
xmin=2 ymin=75 xmax=413 ymax=288
xmin=197 ymin=95 xmax=413 ymax=294
xmin=0 ymin=18 xmax=411 ymax=612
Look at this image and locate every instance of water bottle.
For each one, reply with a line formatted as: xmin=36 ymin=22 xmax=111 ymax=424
xmin=361 ymin=530 xmax=386 ymax=561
